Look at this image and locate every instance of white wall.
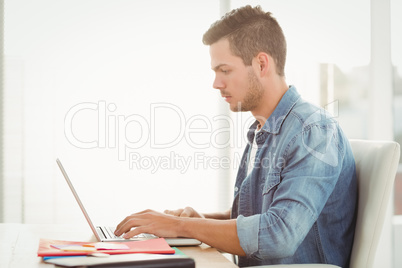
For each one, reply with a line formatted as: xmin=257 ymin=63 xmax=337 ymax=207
xmin=4 ymin=0 xmax=228 ymax=225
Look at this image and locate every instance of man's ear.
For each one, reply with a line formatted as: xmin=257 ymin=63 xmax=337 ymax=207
xmin=254 ymin=52 xmax=270 ymax=77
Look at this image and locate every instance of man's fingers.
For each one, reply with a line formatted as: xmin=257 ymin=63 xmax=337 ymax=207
xmin=180 ymin=207 xmax=193 ymax=217
xmin=164 ymin=209 xmax=184 ymax=216
xmin=115 ymin=217 xmax=130 ymax=235
xmin=164 ymin=207 xmax=203 ymax=218
xmin=164 ymin=209 xmax=173 ymax=215
xmin=114 ymin=210 xmax=181 ymax=239
xmin=181 ymin=207 xmax=204 ymax=218
xmin=115 ymin=209 xmax=158 ymax=235
xmin=123 ymin=226 xmax=146 ymax=239
xmin=115 ymin=216 xmax=142 ymax=236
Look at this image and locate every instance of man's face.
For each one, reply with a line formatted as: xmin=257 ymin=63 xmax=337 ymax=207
xmin=210 ymin=38 xmax=264 ymax=112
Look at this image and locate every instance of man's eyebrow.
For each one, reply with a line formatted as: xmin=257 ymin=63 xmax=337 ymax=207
xmin=212 ymin=64 xmax=228 ymax=72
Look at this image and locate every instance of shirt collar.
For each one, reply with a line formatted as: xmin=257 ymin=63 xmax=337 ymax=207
xmin=250 ymin=85 xmax=301 ymax=135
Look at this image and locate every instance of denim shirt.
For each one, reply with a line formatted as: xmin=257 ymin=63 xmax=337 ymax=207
xmin=232 ymin=86 xmax=357 ymax=267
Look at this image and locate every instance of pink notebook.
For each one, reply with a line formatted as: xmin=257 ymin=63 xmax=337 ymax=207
xmin=37 ymin=238 xmax=175 ymax=257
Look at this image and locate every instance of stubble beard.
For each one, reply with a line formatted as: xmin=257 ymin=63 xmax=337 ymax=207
xmin=232 ymin=69 xmax=264 ymax=112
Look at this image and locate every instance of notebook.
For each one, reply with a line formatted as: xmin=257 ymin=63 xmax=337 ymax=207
xmin=56 ymin=158 xmax=201 ymax=247
xmin=45 ymin=253 xmax=195 ymax=268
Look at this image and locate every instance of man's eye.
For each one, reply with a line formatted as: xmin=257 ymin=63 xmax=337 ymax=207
xmin=221 ymin=69 xmax=229 ymax=74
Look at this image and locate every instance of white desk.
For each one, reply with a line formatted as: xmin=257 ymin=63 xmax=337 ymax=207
xmin=0 ymin=223 xmax=237 ymax=268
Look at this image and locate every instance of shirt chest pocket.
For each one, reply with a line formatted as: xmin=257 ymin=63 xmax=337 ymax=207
xmin=262 ymin=173 xmax=281 ymax=196
xmin=261 ymin=173 xmax=281 ymax=211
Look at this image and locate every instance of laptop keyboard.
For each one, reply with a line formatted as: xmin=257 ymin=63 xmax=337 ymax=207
xmin=104 ymin=226 xmax=156 ymax=240
xmin=104 ymin=226 xmax=123 ymax=239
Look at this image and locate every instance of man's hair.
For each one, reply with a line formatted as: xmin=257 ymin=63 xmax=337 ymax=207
xmin=203 ymin=5 xmax=287 ymax=77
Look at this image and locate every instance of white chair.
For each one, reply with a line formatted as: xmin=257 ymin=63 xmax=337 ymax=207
xmin=247 ymin=139 xmax=400 ymax=268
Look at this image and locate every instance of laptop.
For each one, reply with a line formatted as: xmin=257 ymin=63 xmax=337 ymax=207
xmin=56 ymin=158 xmax=201 ymax=247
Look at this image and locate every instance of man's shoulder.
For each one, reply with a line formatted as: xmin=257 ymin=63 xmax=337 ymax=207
xmin=276 ymin=98 xmax=348 ymax=152
xmin=286 ymin=99 xmax=338 ymax=130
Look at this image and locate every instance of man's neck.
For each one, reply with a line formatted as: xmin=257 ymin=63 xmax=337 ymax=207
xmin=251 ymin=78 xmax=288 ymax=127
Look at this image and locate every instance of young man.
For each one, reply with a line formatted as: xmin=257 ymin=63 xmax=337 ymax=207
xmin=115 ymin=5 xmax=357 ymax=267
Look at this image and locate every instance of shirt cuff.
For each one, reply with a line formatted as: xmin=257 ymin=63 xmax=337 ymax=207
xmin=237 ymin=214 xmax=260 ymax=255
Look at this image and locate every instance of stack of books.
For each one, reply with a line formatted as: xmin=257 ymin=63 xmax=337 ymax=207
xmin=37 ymin=238 xmax=195 ymax=267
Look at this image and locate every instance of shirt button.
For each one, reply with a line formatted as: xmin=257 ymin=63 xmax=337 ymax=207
xmin=235 ymin=186 xmax=239 ymax=192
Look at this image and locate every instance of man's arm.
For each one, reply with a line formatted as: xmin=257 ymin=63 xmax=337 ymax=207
xmin=114 ymin=209 xmax=245 ymax=256
xmin=203 ymin=210 xmax=231 ymax=220
xmin=164 ymin=207 xmax=231 ymax=220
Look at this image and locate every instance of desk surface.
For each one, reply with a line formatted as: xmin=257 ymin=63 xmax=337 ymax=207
xmin=0 ymin=223 xmax=237 ymax=268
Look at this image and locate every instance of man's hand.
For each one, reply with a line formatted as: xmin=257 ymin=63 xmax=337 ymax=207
xmin=114 ymin=209 xmax=181 ymax=239
xmin=164 ymin=207 xmax=204 ymax=218
xmin=114 ymin=208 xmax=245 ymax=256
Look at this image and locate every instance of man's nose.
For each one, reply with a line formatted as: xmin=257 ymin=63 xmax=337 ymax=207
xmin=213 ymin=76 xmax=225 ymax=90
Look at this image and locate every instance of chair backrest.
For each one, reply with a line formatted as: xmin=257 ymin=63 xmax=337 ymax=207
xmin=349 ymin=139 xmax=400 ymax=268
